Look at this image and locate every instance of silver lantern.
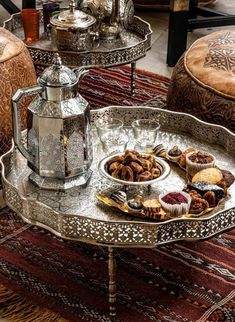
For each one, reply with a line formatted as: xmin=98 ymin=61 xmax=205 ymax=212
xmin=12 ymin=53 xmax=93 ymax=190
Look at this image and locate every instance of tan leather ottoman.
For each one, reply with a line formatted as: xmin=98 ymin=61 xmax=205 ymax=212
xmin=166 ymin=29 xmax=235 ymax=133
xmin=0 ymin=27 xmax=36 ymax=155
xmin=133 ymin=0 xmax=216 ymax=10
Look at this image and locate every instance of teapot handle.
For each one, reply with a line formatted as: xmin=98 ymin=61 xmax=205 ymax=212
xmin=12 ymin=85 xmax=42 ymax=163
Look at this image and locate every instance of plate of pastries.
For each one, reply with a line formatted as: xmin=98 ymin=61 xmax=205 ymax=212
xmin=97 ymin=147 xmax=234 ymax=221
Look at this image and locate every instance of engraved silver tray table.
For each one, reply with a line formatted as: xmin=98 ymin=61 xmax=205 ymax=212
xmin=3 ymin=12 xmax=152 ymax=95
xmin=1 ymin=106 xmax=235 ymax=317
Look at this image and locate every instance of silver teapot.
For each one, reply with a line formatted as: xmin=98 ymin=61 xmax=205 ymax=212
xmin=12 ymin=53 xmax=93 ymax=190
xmin=79 ymin=0 xmax=134 ymax=30
xmin=79 ymin=0 xmax=134 ymax=40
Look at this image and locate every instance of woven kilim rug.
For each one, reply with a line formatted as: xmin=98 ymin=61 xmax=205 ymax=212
xmin=0 ymin=67 xmax=234 ymax=322
xmin=35 ymin=65 xmax=169 ymax=109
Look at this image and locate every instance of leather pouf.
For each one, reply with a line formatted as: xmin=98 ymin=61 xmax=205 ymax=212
xmin=166 ymin=29 xmax=235 ymax=133
xmin=0 ymin=27 xmax=36 ymax=155
xmin=133 ymin=0 xmax=216 ymax=10
xmin=133 ymin=0 xmax=170 ymax=10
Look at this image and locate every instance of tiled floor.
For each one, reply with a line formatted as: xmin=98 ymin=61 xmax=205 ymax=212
xmin=0 ymin=1 xmax=235 ymax=78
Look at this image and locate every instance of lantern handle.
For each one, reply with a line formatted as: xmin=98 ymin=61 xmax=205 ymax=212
xmin=12 ymin=85 xmax=42 ymax=164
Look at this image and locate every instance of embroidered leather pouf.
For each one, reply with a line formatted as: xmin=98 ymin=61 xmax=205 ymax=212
xmin=133 ymin=0 xmax=216 ymax=10
xmin=166 ymin=29 xmax=235 ymax=132
xmin=0 ymin=27 xmax=36 ymax=155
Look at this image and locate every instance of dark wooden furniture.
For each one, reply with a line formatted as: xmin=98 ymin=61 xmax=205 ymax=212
xmin=0 ymin=0 xmax=35 ymax=14
xmin=167 ymin=0 xmax=235 ymax=67
xmin=0 ymin=0 xmax=19 ymax=14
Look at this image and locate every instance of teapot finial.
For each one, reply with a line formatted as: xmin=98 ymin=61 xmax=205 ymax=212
xmin=69 ymin=0 xmax=76 ymax=13
xmin=52 ymin=53 xmax=62 ymax=69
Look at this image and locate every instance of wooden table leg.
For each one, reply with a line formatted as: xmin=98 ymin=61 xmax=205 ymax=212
xmin=0 ymin=0 xmax=20 ymax=14
xmin=167 ymin=0 xmax=190 ymax=67
xmin=108 ymin=246 xmax=117 ymax=318
xmin=130 ymin=61 xmax=136 ymax=96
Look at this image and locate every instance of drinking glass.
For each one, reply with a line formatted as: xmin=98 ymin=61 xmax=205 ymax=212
xmin=95 ymin=118 xmax=123 ymax=139
xmin=21 ymin=9 xmax=40 ymax=42
xmin=100 ymin=130 xmax=129 ymax=155
xmin=132 ymin=119 xmax=160 ymax=148
xmin=95 ymin=118 xmax=129 ymax=155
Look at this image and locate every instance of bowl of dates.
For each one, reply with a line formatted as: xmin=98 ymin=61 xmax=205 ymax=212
xmin=99 ymin=150 xmax=170 ymax=186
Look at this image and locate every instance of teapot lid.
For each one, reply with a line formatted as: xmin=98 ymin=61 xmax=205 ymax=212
xmin=50 ymin=0 xmax=96 ymax=30
xmin=39 ymin=53 xmax=77 ymax=87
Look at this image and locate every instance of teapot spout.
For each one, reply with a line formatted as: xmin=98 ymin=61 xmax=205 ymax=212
xmin=73 ymin=67 xmax=89 ymax=81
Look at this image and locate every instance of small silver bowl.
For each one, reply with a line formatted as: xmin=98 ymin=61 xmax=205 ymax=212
xmin=98 ymin=152 xmax=171 ymax=186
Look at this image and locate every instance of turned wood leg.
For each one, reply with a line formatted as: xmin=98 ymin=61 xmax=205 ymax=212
xmin=108 ymin=246 xmax=117 ymax=318
xmin=167 ymin=0 xmax=190 ymax=67
xmin=131 ymin=61 xmax=136 ymax=96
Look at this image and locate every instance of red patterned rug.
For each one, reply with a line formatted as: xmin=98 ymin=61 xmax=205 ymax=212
xmin=0 ymin=208 xmax=234 ymax=322
xmin=0 ymin=67 xmax=234 ymax=322
xmin=35 ymin=65 xmax=169 ymax=110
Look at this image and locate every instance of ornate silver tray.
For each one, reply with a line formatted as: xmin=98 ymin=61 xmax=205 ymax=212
xmin=3 ymin=11 xmax=151 ymax=68
xmin=1 ymin=106 xmax=235 ymax=247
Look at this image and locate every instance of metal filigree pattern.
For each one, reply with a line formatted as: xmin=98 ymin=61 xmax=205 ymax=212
xmin=28 ymin=200 xmax=60 ymax=231
xmin=32 ymin=98 xmax=88 ymax=118
xmin=204 ymin=48 xmax=235 ymax=74
xmin=79 ymin=0 xmax=134 ymax=29
xmin=67 ymin=131 xmax=84 ymax=169
xmin=39 ymin=65 xmax=77 ymax=86
xmin=40 ymin=133 xmax=64 ymax=173
xmin=1 ymin=107 xmax=235 ymax=247
xmin=28 ymin=128 xmax=38 ymax=164
xmin=4 ymin=186 xmax=24 ymax=215
xmin=3 ymin=14 xmax=151 ymax=68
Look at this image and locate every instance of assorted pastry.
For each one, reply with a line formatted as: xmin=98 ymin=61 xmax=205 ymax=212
xmin=105 ymin=150 xmax=163 ymax=182
xmin=97 ymin=145 xmax=234 ymax=221
xmin=159 ymin=191 xmax=191 ymax=217
xmin=186 ymin=150 xmax=215 ymax=176
xmin=179 ymin=147 xmax=196 ymax=168
xmin=97 ymin=191 xmax=169 ymax=221
xmin=167 ymin=145 xmax=182 ymax=162
xmin=165 ymin=146 xmax=234 ymax=215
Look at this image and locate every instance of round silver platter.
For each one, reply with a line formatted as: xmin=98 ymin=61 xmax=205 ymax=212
xmin=1 ymin=106 xmax=235 ymax=247
xmin=3 ymin=10 xmax=152 ymax=68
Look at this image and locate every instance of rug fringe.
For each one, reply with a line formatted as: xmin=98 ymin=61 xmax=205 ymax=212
xmin=0 ymin=284 xmax=68 ymax=322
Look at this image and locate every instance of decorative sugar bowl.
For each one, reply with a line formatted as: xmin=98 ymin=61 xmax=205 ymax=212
xmin=50 ymin=0 xmax=97 ymax=51
xmin=12 ymin=53 xmax=93 ymax=190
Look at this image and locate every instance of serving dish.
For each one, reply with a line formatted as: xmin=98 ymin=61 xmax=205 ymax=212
xmin=3 ymin=12 xmax=151 ymax=68
xmin=98 ymin=152 xmax=171 ymax=186
xmin=2 ymin=106 xmax=235 ymax=319
xmin=1 ymin=106 xmax=235 ymax=247
xmin=97 ymin=142 xmax=233 ymax=220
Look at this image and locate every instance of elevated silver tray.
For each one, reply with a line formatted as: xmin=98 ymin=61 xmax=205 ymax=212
xmin=3 ymin=12 xmax=151 ymax=68
xmin=1 ymin=106 xmax=235 ymax=247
